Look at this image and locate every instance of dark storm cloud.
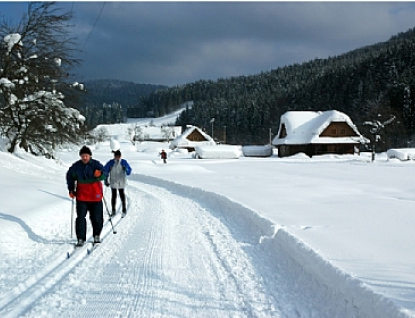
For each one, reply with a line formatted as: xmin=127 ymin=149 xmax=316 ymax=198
xmin=2 ymin=2 xmax=415 ymax=86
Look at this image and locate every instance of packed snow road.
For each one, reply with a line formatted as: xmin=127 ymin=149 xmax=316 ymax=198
xmin=7 ymin=180 xmax=282 ymax=317
xmin=1 ymin=175 xmax=408 ymax=317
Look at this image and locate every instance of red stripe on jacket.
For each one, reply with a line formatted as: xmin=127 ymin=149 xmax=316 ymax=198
xmin=76 ymin=182 xmax=103 ymax=202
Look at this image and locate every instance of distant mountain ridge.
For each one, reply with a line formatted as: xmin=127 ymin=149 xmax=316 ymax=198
xmin=82 ymin=79 xmax=167 ymax=108
xmin=76 ymin=79 xmax=167 ymax=128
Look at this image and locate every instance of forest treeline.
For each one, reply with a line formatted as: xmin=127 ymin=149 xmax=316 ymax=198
xmin=131 ymin=27 xmax=415 ymax=150
xmin=78 ymin=79 xmax=166 ymax=127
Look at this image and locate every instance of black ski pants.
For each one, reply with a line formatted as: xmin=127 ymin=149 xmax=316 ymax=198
xmin=111 ymin=188 xmax=126 ymax=212
xmin=76 ymin=200 xmax=103 ymax=241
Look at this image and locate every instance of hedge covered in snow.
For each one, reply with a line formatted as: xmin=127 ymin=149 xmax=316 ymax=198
xmin=386 ymin=148 xmax=415 ymax=161
xmin=242 ymin=145 xmax=273 ymax=157
xmin=195 ymin=145 xmax=242 ymax=159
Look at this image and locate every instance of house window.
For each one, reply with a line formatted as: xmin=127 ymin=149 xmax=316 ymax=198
xmin=331 ymin=128 xmax=337 ymax=135
xmin=340 ymin=128 xmax=346 ymax=135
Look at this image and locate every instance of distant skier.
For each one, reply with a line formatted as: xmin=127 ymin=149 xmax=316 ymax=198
xmin=104 ymin=150 xmax=132 ymax=217
xmin=66 ymin=146 xmax=106 ymax=246
xmin=160 ymin=149 xmax=167 ymax=164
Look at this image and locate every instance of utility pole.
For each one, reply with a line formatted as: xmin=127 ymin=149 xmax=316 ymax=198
xmin=223 ymin=126 xmax=227 ymax=144
xmin=210 ymin=118 xmax=215 ymax=140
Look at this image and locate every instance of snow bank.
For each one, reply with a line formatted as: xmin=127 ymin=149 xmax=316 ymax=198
xmin=387 ymin=148 xmax=415 ymax=161
xmin=242 ymin=145 xmax=273 ymax=157
xmin=272 ymin=230 xmax=408 ymax=318
xmin=134 ymin=174 xmax=409 ymax=318
xmin=195 ymin=145 xmax=242 ymax=159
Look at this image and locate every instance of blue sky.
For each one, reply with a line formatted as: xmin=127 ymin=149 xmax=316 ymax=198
xmin=1 ymin=2 xmax=415 ymax=86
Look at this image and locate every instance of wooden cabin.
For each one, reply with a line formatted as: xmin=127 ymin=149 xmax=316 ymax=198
xmin=169 ymin=125 xmax=215 ymax=152
xmin=272 ymin=110 xmax=369 ymax=158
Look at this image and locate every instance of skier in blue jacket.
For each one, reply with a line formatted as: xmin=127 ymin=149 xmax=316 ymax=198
xmin=104 ymin=150 xmax=132 ymax=216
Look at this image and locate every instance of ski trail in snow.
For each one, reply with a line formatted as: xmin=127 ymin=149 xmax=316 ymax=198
xmin=8 ymin=178 xmax=409 ymax=318
xmin=128 ymin=182 xmax=280 ymax=317
xmin=0 ymin=214 xmax=124 ymax=318
xmin=21 ymin=181 xmax=281 ymax=317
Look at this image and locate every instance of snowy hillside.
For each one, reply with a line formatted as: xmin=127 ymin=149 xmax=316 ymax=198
xmin=0 ymin=112 xmax=414 ymax=317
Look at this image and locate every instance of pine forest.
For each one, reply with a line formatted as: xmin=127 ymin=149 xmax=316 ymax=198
xmin=131 ymin=27 xmax=415 ymax=150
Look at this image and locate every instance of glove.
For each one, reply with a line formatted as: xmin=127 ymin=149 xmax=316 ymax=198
xmin=69 ymin=191 xmax=76 ymax=199
xmin=105 ymin=180 xmax=110 ymax=187
xmin=122 ymin=166 xmax=126 ymax=171
xmin=94 ymin=169 xmax=102 ymax=177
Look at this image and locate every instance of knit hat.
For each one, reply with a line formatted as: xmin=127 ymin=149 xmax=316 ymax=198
xmin=113 ymin=150 xmax=121 ymax=157
xmin=79 ymin=146 xmax=92 ymax=156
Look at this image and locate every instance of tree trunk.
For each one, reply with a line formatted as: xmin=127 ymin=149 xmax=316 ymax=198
xmin=8 ymin=136 xmax=18 ymax=153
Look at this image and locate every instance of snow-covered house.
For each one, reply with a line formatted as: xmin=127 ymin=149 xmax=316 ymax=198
xmin=272 ymin=110 xmax=369 ymax=158
xmin=169 ymin=125 xmax=215 ymax=152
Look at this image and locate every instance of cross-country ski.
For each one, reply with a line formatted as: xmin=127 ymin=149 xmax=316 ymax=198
xmin=66 ymin=245 xmax=83 ymax=259
xmin=86 ymin=242 xmax=100 ymax=255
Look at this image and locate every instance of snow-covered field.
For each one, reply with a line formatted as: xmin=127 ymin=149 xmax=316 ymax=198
xmin=0 ymin=112 xmax=414 ymax=317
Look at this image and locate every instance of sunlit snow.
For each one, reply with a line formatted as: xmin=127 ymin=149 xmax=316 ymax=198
xmin=0 ymin=111 xmax=414 ymax=317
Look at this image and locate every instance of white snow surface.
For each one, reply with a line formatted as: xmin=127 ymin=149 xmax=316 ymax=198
xmin=0 ymin=114 xmax=415 ymax=317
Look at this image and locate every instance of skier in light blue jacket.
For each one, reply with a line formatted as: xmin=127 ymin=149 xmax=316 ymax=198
xmin=104 ymin=150 xmax=132 ymax=216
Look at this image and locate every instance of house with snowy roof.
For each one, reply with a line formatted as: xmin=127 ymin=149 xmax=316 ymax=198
xmin=272 ymin=110 xmax=369 ymax=158
xmin=169 ymin=125 xmax=215 ymax=152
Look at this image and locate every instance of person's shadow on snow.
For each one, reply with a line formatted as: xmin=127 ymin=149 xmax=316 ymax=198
xmin=38 ymin=189 xmax=71 ymax=201
xmin=0 ymin=212 xmax=68 ymax=245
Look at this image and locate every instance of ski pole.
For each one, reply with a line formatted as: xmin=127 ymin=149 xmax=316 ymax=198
xmin=71 ymin=181 xmax=77 ymax=238
xmin=102 ymin=195 xmax=117 ymax=234
xmin=71 ymin=197 xmax=75 ymax=238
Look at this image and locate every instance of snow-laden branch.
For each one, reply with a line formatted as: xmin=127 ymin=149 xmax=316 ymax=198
xmin=3 ymin=33 xmax=22 ymax=53
xmin=0 ymin=2 xmax=84 ymax=156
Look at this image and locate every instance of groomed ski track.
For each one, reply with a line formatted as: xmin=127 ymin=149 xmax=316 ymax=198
xmin=1 ymin=175 xmax=408 ymax=317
